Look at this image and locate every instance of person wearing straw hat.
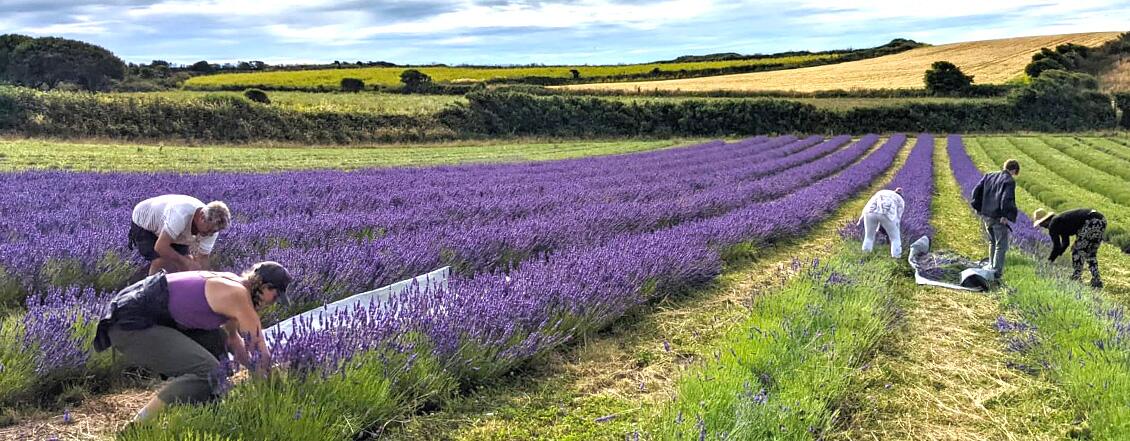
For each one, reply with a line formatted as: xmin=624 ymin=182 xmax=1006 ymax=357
xmin=1033 ymin=207 xmax=1107 ymax=288
xmin=858 ymin=187 xmax=905 ymax=258
xmin=970 ymin=159 xmax=1020 ymax=279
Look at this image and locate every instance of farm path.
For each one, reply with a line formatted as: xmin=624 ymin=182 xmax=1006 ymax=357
xmin=0 ymin=386 xmax=150 ymax=441
xmin=388 ymin=136 xmax=911 ymax=440
xmin=830 ymin=141 xmax=1074 ymax=440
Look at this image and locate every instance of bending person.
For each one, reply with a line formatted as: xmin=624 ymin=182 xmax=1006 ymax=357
xmin=1033 ymin=208 xmax=1107 ymax=288
xmin=130 ymin=194 xmax=230 ymax=276
xmin=859 ymin=187 xmax=905 ymax=258
xmin=92 ymin=262 xmax=291 ymax=422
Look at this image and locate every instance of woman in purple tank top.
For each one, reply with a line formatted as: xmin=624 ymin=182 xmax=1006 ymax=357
xmin=94 ymin=261 xmax=292 ymax=423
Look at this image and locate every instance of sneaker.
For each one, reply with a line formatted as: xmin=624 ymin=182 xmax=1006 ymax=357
xmin=1092 ymin=280 xmax=1104 ymax=289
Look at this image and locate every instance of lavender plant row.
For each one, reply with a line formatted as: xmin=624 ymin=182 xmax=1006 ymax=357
xmin=946 ymin=135 xmax=1049 ymax=252
xmin=268 ymin=134 xmax=909 ymax=383
xmin=841 ymin=135 xmax=935 ymax=245
xmin=9 ymin=135 xmax=863 ymax=383
xmin=1 ymin=135 xmax=847 ymax=309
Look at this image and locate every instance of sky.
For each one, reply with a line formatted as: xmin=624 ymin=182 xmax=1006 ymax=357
xmin=1 ymin=0 xmax=1127 ymax=66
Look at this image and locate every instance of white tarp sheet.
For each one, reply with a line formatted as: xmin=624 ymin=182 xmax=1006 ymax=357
xmin=264 ymin=266 xmax=450 ymax=348
xmin=908 ymin=236 xmax=993 ymax=292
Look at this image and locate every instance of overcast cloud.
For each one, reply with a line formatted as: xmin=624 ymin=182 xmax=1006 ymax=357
xmin=0 ymin=0 xmax=1126 ymax=65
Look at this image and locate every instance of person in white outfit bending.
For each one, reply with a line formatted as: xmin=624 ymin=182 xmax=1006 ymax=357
xmin=858 ymin=188 xmax=905 ymax=257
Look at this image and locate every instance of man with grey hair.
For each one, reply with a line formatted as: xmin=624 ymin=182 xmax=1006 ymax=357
xmin=129 ymin=195 xmax=231 ymax=275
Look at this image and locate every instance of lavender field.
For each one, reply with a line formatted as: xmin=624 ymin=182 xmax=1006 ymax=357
xmin=5 ymin=133 xmax=1130 ymax=440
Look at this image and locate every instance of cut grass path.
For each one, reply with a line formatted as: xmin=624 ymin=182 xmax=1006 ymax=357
xmin=830 ymin=139 xmax=1074 ymax=441
xmin=385 ymin=137 xmax=911 ymax=440
xmin=0 ymin=138 xmax=693 ymax=173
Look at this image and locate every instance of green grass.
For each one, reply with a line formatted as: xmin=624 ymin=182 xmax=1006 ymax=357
xmin=651 ymin=246 xmax=905 ymax=440
xmin=0 ymin=138 xmax=693 ymax=173
xmin=112 ymin=91 xmax=465 ymax=115
xmin=183 ymin=54 xmax=840 ymax=90
xmin=965 ymin=136 xmax=1130 ymax=301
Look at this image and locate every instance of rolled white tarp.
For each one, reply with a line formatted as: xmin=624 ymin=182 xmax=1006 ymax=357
xmin=264 ymin=266 xmax=450 ymax=348
xmin=908 ymin=236 xmax=989 ymax=291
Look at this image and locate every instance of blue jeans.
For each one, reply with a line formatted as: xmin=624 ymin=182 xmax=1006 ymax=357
xmin=982 ymin=216 xmax=1010 ymax=277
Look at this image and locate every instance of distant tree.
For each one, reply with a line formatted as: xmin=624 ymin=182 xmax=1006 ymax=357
xmin=189 ymin=60 xmax=213 ymax=73
xmin=923 ymin=61 xmax=973 ymax=95
xmin=569 ymin=69 xmax=580 ymax=79
xmin=1025 ymin=57 xmax=1066 ymax=78
xmin=1032 ymin=48 xmax=1073 ymax=69
xmin=400 ymin=69 xmax=432 ymax=92
xmin=249 ymin=61 xmax=267 ymax=70
xmin=236 ymin=61 xmax=252 ymax=70
xmin=649 ymin=67 xmax=662 ymax=76
xmin=341 ymin=77 xmax=365 ymax=92
xmin=243 ymin=88 xmax=270 ymax=104
xmin=149 ymin=60 xmax=170 ymax=68
xmin=0 ymin=34 xmax=33 ymax=78
xmin=1055 ymin=43 xmax=1090 ymax=58
xmin=5 ymin=36 xmax=126 ymax=90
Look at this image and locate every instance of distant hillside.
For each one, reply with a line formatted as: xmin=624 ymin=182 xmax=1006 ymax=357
xmin=181 ymin=40 xmax=922 ymax=91
xmin=563 ymin=32 xmax=1122 ymax=93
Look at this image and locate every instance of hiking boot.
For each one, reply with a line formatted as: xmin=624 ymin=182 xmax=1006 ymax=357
xmin=1091 ymin=279 xmax=1104 ymax=289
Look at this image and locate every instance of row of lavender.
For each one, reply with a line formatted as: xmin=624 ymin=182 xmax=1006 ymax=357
xmin=5 ymin=134 xmax=868 ymax=395
xmin=841 ymin=134 xmax=935 ymax=245
xmin=946 ymin=135 xmax=1049 ymax=251
xmin=11 ymin=134 xmax=907 ymax=406
xmin=2 ymin=134 xmax=867 ymax=309
xmin=267 ymin=134 xmax=909 ymax=384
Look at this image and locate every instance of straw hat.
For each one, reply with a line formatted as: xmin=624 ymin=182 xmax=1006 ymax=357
xmin=1032 ymin=208 xmax=1055 ymax=227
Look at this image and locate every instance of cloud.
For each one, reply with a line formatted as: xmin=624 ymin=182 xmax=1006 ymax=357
xmin=0 ymin=0 xmax=1124 ymax=65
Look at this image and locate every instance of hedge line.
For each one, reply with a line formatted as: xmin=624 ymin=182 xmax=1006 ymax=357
xmin=0 ymin=86 xmax=454 ymax=144
xmin=1116 ymin=92 xmax=1130 ymax=129
xmin=0 ymin=86 xmax=1123 ymax=144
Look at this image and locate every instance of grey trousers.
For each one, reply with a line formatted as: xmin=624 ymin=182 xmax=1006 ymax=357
xmin=982 ymin=215 xmax=1010 ymax=277
xmin=108 ymin=325 xmax=225 ymax=405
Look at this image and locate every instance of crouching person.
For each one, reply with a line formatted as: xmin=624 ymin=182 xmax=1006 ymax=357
xmin=130 ymin=195 xmax=231 ymax=276
xmin=1033 ymin=208 xmax=1107 ymax=288
xmin=858 ymin=188 xmax=905 ymax=258
xmin=92 ymin=262 xmax=291 ymax=422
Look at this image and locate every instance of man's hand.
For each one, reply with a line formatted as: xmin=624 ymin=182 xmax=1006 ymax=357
xmin=1000 ymin=218 xmax=1010 ymax=225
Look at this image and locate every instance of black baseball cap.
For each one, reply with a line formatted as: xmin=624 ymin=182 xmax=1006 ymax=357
xmin=255 ymin=261 xmax=292 ymax=305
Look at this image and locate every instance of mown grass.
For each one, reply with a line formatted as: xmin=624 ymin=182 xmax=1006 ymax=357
xmin=0 ymin=138 xmax=692 ymax=173
xmin=831 ymin=139 xmax=1074 ymax=440
xmin=182 ymin=54 xmax=840 ymax=90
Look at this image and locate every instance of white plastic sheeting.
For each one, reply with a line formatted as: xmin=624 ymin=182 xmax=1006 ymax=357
xmin=264 ymin=266 xmax=450 ymax=348
xmin=908 ymin=236 xmax=993 ymax=291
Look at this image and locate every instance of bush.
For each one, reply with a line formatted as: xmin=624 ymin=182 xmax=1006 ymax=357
xmin=400 ymin=69 xmax=432 ymax=92
xmin=3 ymin=36 xmax=126 ymax=91
xmin=340 ymin=77 xmax=364 ymax=92
xmin=1009 ymin=70 xmax=1115 ymax=131
xmin=242 ymin=88 xmax=270 ymax=104
xmin=924 ymin=61 xmax=974 ymax=95
xmin=1025 ymin=58 xmax=1067 ymax=78
xmin=1115 ymin=92 xmax=1130 ymax=129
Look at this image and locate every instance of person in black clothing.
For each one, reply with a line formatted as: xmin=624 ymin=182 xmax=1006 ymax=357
xmin=971 ymin=159 xmax=1020 ymax=278
xmin=1033 ymin=207 xmax=1107 ymax=288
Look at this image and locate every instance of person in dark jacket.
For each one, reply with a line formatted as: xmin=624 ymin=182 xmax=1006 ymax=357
xmin=1033 ymin=208 xmax=1106 ymax=288
xmin=970 ymin=159 xmax=1020 ymax=278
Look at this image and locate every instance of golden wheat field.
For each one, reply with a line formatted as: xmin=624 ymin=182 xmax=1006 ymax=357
xmin=563 ymin=32 xmax=1122 ymax=93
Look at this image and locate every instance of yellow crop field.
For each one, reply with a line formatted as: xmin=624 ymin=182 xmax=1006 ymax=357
xmin=182 ymin=54 xmax=839 ymax=89
xmin=563 ymin=32 xmax=1122 ymax=93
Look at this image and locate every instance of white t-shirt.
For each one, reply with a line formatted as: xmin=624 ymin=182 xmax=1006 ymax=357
xmin=862 ymin=189 xmax=905 ymax=224
xmin=131 ymin=195 xmax=218 ymax=254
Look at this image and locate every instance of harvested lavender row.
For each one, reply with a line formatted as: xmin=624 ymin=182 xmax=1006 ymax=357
xmin=946 ymin=134 xmax=1049 ymax=252
xmin=268 ymin=135 xmax=909 ymax=382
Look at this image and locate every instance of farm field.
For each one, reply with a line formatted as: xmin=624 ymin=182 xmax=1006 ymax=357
xmin=4 ymin=134 xmax=1130 ymax=440
xmin=182 ymin=53 xmax=840 ymax=90
xmin=0 ymin=138 xmax=689 ymax=172
xmin=564 ymin=32 xmax=1121 ymax=92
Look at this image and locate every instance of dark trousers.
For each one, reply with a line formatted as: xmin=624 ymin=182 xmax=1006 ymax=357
xmin=108 ymin=325 xmax=227 ymax=405
xmin=1071 ymin=217 xmax=1106 ymax=286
